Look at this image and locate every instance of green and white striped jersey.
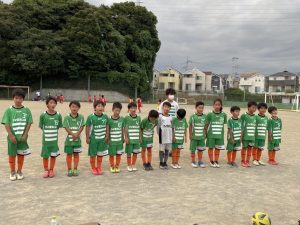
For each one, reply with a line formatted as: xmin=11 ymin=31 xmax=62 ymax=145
xmin=140 ymin=118 xmax=157 ymax=143
xmin=39 ymin=111 xmax=62 ymax=147
xmin=256 ymin=114 xmax=268 ymax=140
xmin=172 ymin=117 xmax=188 ymax=144
xmin=108 ymin=116 xmax=124 ymax=145
xmin=267 ymin=117 xmax=282 ymax=142
xmin=124 ymin=115 xmax=141 ymax=144
xmin=241 ymin=112 xmax=256 ymax=141
xmin=206 ymin=111 xmax=227 ymax=139
xmin=63 ymin=114 xmax=85 ymax=146
xmin=189 ymin=113 xmax=206 ymax=140
xmin=227 ymin=117 xmax=242 ymax=141
xmin=86 ymin=113 xmax=108 ymax=141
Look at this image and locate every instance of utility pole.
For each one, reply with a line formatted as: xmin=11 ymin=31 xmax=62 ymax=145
xmin=185 ymin=56 xmax=193 ymax=71
xmin=232 ymin=57 xmax=239 ymax=79
xmin=136 ymin=0 xmax=142 ymax=6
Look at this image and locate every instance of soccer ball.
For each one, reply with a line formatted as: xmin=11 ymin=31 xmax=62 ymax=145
xmin=252 ymin=212 xmax=271 ymax=225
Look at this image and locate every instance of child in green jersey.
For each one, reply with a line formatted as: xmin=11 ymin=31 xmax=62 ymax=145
xmin=106 ymin=102 xmax=124 ymax=173
xmin=226 ymin=106 xmax=242 ymax=167
xmin=124 ymin=102 xmax=142 ymax=172
xmin=39 ymin=96 xmax=62 ymax=178
xmin=171 ymin=109 xmax=188 ymax=169
xmin=267 ymin=106 xmax=282 ymax=165
xmin=86 ymin=100 xmax=108 ymax=175
xmin=204 ymin=98 xmax=227 ymax=168
xmin=189 ymin=101 xmax=206 ymax=168
xmin=141 ymin=110 xmax=159 ymax=171
xmin=253 ymin=102 xmax=268 ymax=166
xmin=1 ymin=89 xmax=33 ymax=181
xmin=63 ymin=101 xmax=85 ymax=177
xmin=240 ymin=101 xmax=257 ymax=167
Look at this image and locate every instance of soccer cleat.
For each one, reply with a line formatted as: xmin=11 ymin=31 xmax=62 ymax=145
xmin=176 ymin=164 xmax=182 ymax=169
xmin=127 ymin=166 xmax=133 ymax=172
xmin=48 ymin=170 xmax=54 ymax=178
xmin=97 ymin=167 xmax=103 ymax=175
xmin=246 ymin=161 xmax=251 ymax=167
xmin=43 ymin=170 xmax=49 ymax=178
xmin=115 ymin=167 xmax=121 ymax=173
xmin=92 ymin=168 xmax=98 ymax=175
xmin=258 ymin=160 xmax=265 ymax=166
xmin=241 ymin=161 xmax=247 ymax=167
xmin=253 ymin=160 xmax=260 ymax=166
xmin=171 ymin=164 xmax=177 ymax=169
xmin=210 ymin=161 xmax=216 ymax=168
xmin=214 ymin=161 xmax=220 ymax=168
xmin=198 ymin=161 xmax=205 ymax=168
xmin=148 ymin=163 xmax=153 ymax=170
xmin=143 ymin=163 xmax=148 ymax=170
xmin=110 ymin=167 xmax=116 ymax=173
xmin=159 ymin=162 xmax=164 ymax=169
xmin=73 ymin=169 xmax=79 ymax=176
xmin=231 ymin=162 xmax=238 ymax=167
xmin=163 ymin=162 xmax=168 ymax=169
xmin=132 ymin=166 xmax=137 ymax=171
xmin=272 ymin=160 xmax=279 ymax=165
xmin=191 ymin=162 xmax=198 ymax=168
xmin=16 ymin=171 xmax=24 ymax=180
xmin=10 ymin=172 xmax=17 ymax=181
xmin=67 ymin=170 xmax=73 ymax=177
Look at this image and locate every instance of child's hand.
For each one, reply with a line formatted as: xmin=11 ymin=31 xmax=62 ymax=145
xmin=20 ymin=134 xmax=27 ymax=142
xmin=9 ymin=134 xmax=17 ymax=144
xmin=125 ymin=137 xmax=129 ymax=144
xmin=189 ymin=134 xmax=192 ymax=141
xmin=105 ymin=137 xmax=109 ymax=144
xmin=231 ymin=138 xmax=235 ymax=145
xmin=86 ymin=138 xmax=90 ymax=144
xmin=269 ymin=137 xmax=272 ymax=143
xmin=72 ymin=134 xmax=78 ymax=141
xmin=173 ymin=137 xmax=176 ymax=143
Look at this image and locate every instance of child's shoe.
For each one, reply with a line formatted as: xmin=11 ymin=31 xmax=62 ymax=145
xmin=73 ymin=169 xmax=79 ymax=176
xmin=245 ymin=161 xmax=251 ymax=167
xmin=43 ymin=170 xmax=49 ymax=178
xmin=97 ymin=167 xmax=103 ymax=175
xmin=159 ymin=162 xmax=164 ymax=169
xmin=148 ymin=163 xmax=153 ymax=170
xmin=163 ymin=162 xmax=168 ymax=169
xmin=67 ymin=169 xmax=73 ymax=177
xmin=210 ymin=161 xmax=216 ymax=168
xmin=10 ymin=172 xmax=17 ymax=181
xmin=127 ymin=166 xmax=133 ymax=172
xmin=176 ymin=164 xmax=181 ymax=169
xmin=191 ymin=162 xmax=198 ymax=168
xmin=110 ymin=167 xmax=116 ymax=173
xmin=92 ymin=168 xmax=98 ymax=175
xmin=272 ymin=160 xmax=279 ymax=165
xmin=258 ymin=160 xmax=265 ymax=166
xmin=115 ymin=167 xmax=121 ymax=173
xmin=198 ymin=161 xmax=205 ymax=168
xmin=143 ymin=163 xmax=148 ymax=170
xmin=253 ymin=160 xmax=260 ymax=166
xmin=241 ymin=161 xmax=247 ymax=167
xmin=48 ymin=170 xmax=54 ymax=178
xmin=171 ymin=164 xmax=177 ymax=169
xmin=214 ymin=161 xmax=220 ymax=168
xmin=132 ymin=166 xmax=137 ymax=171
xmin=16 ymin=171 xmax=24 ymax=180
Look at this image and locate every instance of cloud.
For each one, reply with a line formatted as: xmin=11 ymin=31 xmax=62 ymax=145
xmin=2 ymin=0 xmax=300 ymax=74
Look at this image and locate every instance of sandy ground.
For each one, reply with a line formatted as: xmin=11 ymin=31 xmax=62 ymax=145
xmin=0 ymin=100 xmax=299 ymax=225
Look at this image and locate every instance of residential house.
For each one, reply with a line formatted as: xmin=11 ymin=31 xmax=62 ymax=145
xmin=182 ymin=68 xmax=206 ymax=92
xmin=219 ymin=74 xmax=233 ymax=90
xmin=265 ymin=71 xmax=299 ymax=93
xmin=158 ymin=68 xmax=182 ymax=91
xmin=203 ymin=71 xmax=212 ymax=92
xmin=211 ymin=73 xmax=223 ymax=93
xmin=152 ymin=69 xmax=160 ymax=89
xmin=239 ymin=72 xmax=265 ymax=93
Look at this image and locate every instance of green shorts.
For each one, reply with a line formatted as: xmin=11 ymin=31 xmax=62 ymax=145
xmin=226 ymin=140 xmax=242 ymax=152
xmin=7 ymin=139 xmax=31 ymax=157
xmin=125 ymin=143 xmax=140 ymax=154
xmin=41 ymin=145 xmax=60 ymax=158
xmin=254 ymin=139 xmax=266 ymax=150
xmin=88 ymin=140 xmax=108 ymax=157
xmin=109 ymin=144 xmax=124 ymax=156
xmin=64 ymin=145 xmax=82 ymax=154
xmin=141 ymin=140 xmax=153 ymax=149
xmin=242 ymin=140 xmax=255 ymax=148
xmin=190 ymin=139 xmax=206 ymax=153
xmin=206 ymin=138 xmax=225 ymax=150
xmin=172 ymin=143 xmax=184 ymax=150
xmin=268 ymin=140 xmax=281 ymax=151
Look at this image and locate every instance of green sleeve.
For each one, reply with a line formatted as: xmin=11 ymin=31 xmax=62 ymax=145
xmin=140 ymin=119 xmax=145 ymax=129
xmin=240 ymin=113 xmax=245 ymax=122
xmin=63 ymin=116 xmax=69 ymax=128
xmin=227 ymin=118 xmax=232 ymax=129
xmin=86 ymin=115 xmax=91 ymax=127
xmin=26 ymin=108 xmax=33 ymax=124
xmin=206 ymin=113 xmax=211 ymax=125
xmin=81 ymin=115 xmax=85 ymax=127
xmin=58 ymin=114 xmax=63 ymax=128
xmin=1 ymin=108 xmax=10 ymax=124
xmin=189 ymin=115 xmax=193 ymax=125
xmin=39 ymin=113 xmax=44 ymax=129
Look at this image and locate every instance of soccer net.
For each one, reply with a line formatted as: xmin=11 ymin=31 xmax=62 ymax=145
xmin=264 ymin=92 xmax=300 ymax=111
xmin=0 ymin=85 xmax=30 ymax=100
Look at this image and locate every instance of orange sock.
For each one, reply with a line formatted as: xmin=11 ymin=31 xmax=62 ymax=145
xmin=90 ymin=156 xmax=96 ymax=169
xmin=127 ymin=154 xmax=132 ymax=166
xmin=268 ymin=151 xmax=272 ymax=161
xmin=197 ymin=151 xmax=203 ymax=162
xmin=214 ymin=149 xmax=220 ymax=161
xmin=17 ymin=155 xmax=24 ymax=172
xmin=227 ymin=151 xmax=232 ymax=163
xmin=272 ymin=151 xmax=276 ymax=161
xmin=232 ymin=151 xmax=237 ymax=162
xmin=252 ymin=148 xmax=257 ymax=161
xmin=50 ymin=157 xmax=56 ymax=171
xmin=43 ymin=158 xmax=49 ymax=171
xmin=147 ymin=148 xmax=152 ymax=163
xmin=109 ymin=155 xmax=114 ymax=167
xmin=116 ymin=155 xmax=121 ymax=167
xmin=208 ymin=148 xmax=213 ymax=161
xmin=9 ymin=156 xmax=16 ymax=172
xmin=132 ymin=153 xmax=137 ymax=166
xmin=241 ymin=148 xmax=246 ymax=162
xmin=73 ymin=153 xmax=79 ymax=169
xmin=191 ymin=153 xmax=196 ymax=162
xmin=246 ymin=147 xmax=252 ymax=162
xmin=66 ymin=154 xmax=72 ymax=170
xmin=97 ymin=156 xmax=103 ymax=168
xmin=257 ymin=149 xmax=262 ymax=161
xmin=141 ymin=148 xmax=146 ymax=164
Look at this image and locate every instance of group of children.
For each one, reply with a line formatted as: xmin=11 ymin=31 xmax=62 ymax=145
xmin=1 ymin=88 xmax=282 ymax=181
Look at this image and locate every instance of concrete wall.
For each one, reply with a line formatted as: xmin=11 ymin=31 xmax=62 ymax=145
xmin=31 ymin=88 xmax=128 ymax=102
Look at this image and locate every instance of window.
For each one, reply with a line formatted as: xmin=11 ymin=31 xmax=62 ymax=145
xmin=255 ymin=86 xmax=261 ymax=93
xmin=197 ymin=76 xmax=202 ymax=80
xmin=159 ymin=83 xmax=165 ymax=90
xmin=168 ymin=82 xmax=175 ymax=89
xmin=185 ymin=84 xmax=191 ymax=91
xmin=244 ymin=78 xmax=247 ymax=81
xmin=170 ymin=74 xmax=175 ymax=77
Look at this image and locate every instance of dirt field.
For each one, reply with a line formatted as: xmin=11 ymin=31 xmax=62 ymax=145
xmin=0 ymin=100 xmax=299 ymax=225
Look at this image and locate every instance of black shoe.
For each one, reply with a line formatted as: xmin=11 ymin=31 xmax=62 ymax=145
xmin=163 ymin=162 xmax=168 ymax=169
xmin=159 ymin=162 xmax=164 ymax=169
xmin=143 ymin=163 xmax=148 ymax=170
xmin=169 ymin=152 xmax=172 ymax=157
xmin=148 ymin=163 xmax=153 ymax=170
xmin=214 ymin=161 xmax=220 ymax=168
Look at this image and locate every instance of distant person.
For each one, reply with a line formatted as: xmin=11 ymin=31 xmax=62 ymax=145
xmin=36 ymin=90 xmax=41 ymax=101
xmin=128 ymin=96 xmax=133 ymax=103
xmin=87 ymin=95 xmax=91 ymax=103
xmin=93 ymin=95 xmax=97 ymax=103
xmin=59 ymin=94 xmax=64 ymax=103
xmin=159 ymin=88 xmax=179 ymax=118
xmin=157 ymin=99 xmax=162 ymax=110
xmin=101 ymin=95 xmax=107 ymax=105
xmin=137 ymin=96 xmax=142 ymax=113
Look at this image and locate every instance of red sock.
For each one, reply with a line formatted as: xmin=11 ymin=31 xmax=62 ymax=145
xmin=197 ymin=151 xmax=203 ymax=161
xmin=272 ymin=151 xmax=276 ymax=161
xmin=109 ymin=155 xmax=114 ymax=167
xmin=147 ymin=148 xmax=152 ymax=163
xmin=232 ymin=151 xmax=237 ymax=162
xmin=241 ymin=148 xmax=246 ymax=162
xmin=208 ymin=149 xmax=213 ymax=161
xmin=252 ymin=148 xmax=257 ymax=161
xmin=132 ymin=153 xmax=137 ymax=166
xmin=141 ymin=148 xmax=146 ymax=164
xmin=73 ymin=153 xmax=79 ymax=169
xmin=191 ymin=153 xmax=196 ymax=162
xmin=116 ymin=155 xmax=121 ymax=167
xmin=50 ymin=157 xmax=56 ymax=171
xmin=43 ymin=158 xmax=49 ymax=171
xmin=172 ymin=150 xmax=176 ymax=164
xmin=127 ymin=154 xmax=132 ymax=166
xmin=268 ymin=151 xmax=272 ymax=161
xmin=214 ymin=149 xmax=220 ymax=161
xmin=66 ymin=154 xmax=72 ymax=170
xmin=97 ymin=156 xmax=103 ymax=168
xmin=257 ymin=149 xmax=262 ymax=161
xmin=17 ymin=155 xmax=24 ymax=172
xmin=227 ymin=151 xmax=232 ymax=163
xmin=9 ymin=156 xmax=16 ymax=172
xmin=90 ymin=156 xmax=96 ymax=169
xmin=246 ymin=147 xmax=252 ymax=162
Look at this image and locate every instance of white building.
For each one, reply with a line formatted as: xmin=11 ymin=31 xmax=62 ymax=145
xmin=182 ymin=68 xmax=211 ymax=92
xmin=239 ymin=72 xmax=265 ymax=93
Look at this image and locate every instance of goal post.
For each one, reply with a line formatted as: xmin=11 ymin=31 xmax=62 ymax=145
xmin=264 ymin=92 xmax=300 ymax=111
xmin=0 ymin=85 xmax=30 ymax=100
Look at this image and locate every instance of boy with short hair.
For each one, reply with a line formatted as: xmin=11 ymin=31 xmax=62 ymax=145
xmin=63 ymin=101 xmax=85 ymax=177
xmin=159 ymin=88 xmax=179 ymax=118
xmin=86 ymin=100 xmax=109 ymax=175
xmin=253 ymin=102 xmax=268 ymax=166
xmin=2 ymin=88 xmax=33 ymax=181
xmin=189 ymin=101 xmax=207 ymax=168
xmin=124 ymin=102 xmax=142 ymax=172
xmin=39 ymin=96 xmax=63 ymax=178
xmin=157 ymin=101 xmax=173 ymax=169
xmin=171 ymin=109 xmax=188 ymax=169
xmin=240 ymin=101 xmax=257 ymax=167
xmin=226 ymin=106 xmax=242 ymax=167
xmin=267 ymin=106 xmax=282 ymax=165
xmin=141 ymin=110 xmax=159 ymax=170
xmin=106 ymin=102 xmax=124 ymax=173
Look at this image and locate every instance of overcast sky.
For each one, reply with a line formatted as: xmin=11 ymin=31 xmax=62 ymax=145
xmin=3 ymin=0 xmax=300 ymax=74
